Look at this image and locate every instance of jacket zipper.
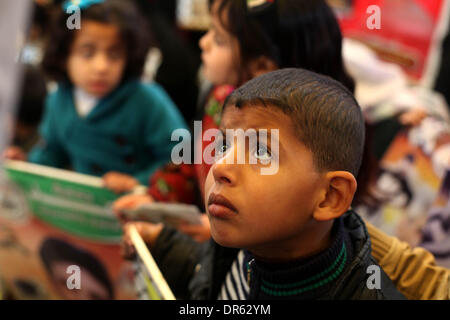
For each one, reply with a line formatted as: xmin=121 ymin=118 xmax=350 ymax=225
xmin=247 ymin=258 xmax=255 ymax=286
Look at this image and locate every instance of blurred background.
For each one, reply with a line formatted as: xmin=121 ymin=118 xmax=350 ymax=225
xmin=0 ymin=0 xmax=449 ymax=300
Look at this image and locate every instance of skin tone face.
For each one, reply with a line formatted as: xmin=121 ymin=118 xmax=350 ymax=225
xmin=204 ymin=105 xmax=336 ymax=262
xmin=199 ymin=2 xmax=241 ymax=86
xmin=66 ymin=21 xmax=126 ymax=98
xmin=50 ymin=261 xmax=110 ymax=300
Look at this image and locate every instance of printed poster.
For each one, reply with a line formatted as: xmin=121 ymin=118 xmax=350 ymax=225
xmin=337 ymin=0 xmax=450 ymax=83
xmin=0 ymin=161 xmax=137 ymax=299
xmin=356 ymin=120 xmax=450 ymax=255
xmin=420 ymin=168 xmax=450 ymax=268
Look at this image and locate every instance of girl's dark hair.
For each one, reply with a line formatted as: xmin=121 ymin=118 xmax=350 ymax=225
xmin=211 ymin=0 xmax=354 ymax=91
xmin=17 ymin=65 xmax=47 ymax=126
xmin=42 ymin=0 xmax=151 ymax=83
xmin=213 ymin=0 xmax=379 ymax=205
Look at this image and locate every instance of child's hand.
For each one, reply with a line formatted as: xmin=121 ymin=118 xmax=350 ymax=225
xmin=112 ymin=193 xmax=154 ymax=224
xmin=3 ymin=146 xmax=26 ymax=161
xmin=177 ymin=214 xmax=211 ymax=243
xmin=121 ymin=221 xmax=164 ymax=260
xmin=103 ymin=172 xmax=139 ymax=194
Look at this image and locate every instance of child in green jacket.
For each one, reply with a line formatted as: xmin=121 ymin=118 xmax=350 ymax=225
xmin=5 ymin=0 xmax=187 ymax=193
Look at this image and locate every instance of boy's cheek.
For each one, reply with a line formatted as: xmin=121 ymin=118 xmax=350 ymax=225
xmin=203 ymin=171 xmax=215 ymax=203
xmin=259 ymin=160 xmax=280 ymax=176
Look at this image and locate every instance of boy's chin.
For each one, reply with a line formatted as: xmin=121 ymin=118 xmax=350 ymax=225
xmin=210 ymin=229 xmax=245 ymax=249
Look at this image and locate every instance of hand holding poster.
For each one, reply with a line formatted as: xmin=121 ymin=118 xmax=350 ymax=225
xmin=0 ymin=160 xmax=193 ymax=299
xmin=3 ymin=160 xmax=123 ymax=242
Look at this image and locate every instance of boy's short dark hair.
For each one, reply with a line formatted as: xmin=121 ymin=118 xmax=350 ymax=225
xmin=43 ymin=0 xmax=151 ymax=83
xmin=223 ymin=68 xmax=365 ymax=177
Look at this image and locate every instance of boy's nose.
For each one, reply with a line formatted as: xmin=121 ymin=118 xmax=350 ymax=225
xmin=211 ymin=145 xmax=239 ymax=186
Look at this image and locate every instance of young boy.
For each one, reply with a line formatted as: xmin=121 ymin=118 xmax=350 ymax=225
xmin=124 ymin=68 xmax=405 ymax=299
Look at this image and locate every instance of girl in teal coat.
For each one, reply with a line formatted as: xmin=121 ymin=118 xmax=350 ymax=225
xmin=6 ymin=0 xmax=187 ymax=193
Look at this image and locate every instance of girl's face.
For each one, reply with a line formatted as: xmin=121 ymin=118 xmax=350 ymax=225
xmin=199 ymin=3 xmax=240 ymax=86
xmin=67 ymin=21 xmax=126 ymax=98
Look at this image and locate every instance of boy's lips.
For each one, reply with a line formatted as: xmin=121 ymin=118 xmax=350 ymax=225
xmin=207 ymin=193 xmax=238 ymax=218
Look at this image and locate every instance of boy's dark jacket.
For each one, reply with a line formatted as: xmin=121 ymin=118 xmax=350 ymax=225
xmin=151 ymin=211 xmax=405 ymax=300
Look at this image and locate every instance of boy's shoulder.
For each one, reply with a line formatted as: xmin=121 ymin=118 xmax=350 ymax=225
xmin=185 ymin=211 xmax=406 ymax=300
xmin=335 ymin=210 xmax=405 ymax=300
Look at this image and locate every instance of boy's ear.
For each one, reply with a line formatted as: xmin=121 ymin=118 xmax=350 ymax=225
xmin=248 ymin=56 xmax=278 ymax=79
xmin=313 ymin=171 xmax=357 ymax=221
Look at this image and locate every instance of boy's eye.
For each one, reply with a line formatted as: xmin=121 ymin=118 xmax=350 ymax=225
xmin=215 ymin=138 xmax=229 ymax=155
xmin=254 ymin=143 xmax=272 ymax=162
xmin=217 ymin=142 xmax=228 ymax=154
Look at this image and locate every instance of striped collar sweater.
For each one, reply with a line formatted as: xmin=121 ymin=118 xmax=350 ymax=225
xmin=218 ymin=218 xmax=354 ymax=300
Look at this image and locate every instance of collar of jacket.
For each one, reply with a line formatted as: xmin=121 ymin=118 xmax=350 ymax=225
xmin=59 ymin=80 xmax=140 ymax=122
xmin=207 ymin=210 xmax=371 ymax=300
xmin=246 ymin=218 xmax=350 ymax=299
xmin=320 ymin=211 xmax=372 ymax=299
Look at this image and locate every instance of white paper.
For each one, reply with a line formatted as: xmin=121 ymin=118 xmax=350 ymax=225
xmin=124 ymin=202 xmax=202 ymax=227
